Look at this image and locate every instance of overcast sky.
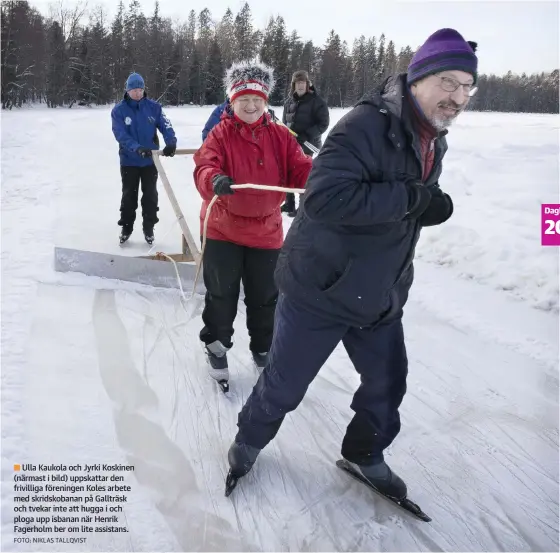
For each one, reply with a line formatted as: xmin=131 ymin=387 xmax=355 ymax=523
xmin=31 ymin=0 xmax=559 ymax=76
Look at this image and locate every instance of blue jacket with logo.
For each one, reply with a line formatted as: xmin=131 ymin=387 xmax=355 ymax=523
xmin=111 ymin=92 xmax=177 ymax=167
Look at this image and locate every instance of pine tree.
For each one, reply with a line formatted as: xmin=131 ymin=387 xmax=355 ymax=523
xmin=300 ymin=41 xmax=315 ymax=75
xmin=110 ymin=0 xmax=125 ymax=99
xmin=217 ymin=8 xmax=235 ymax=70
xmin=165 ymin=42 xmax=182 ymax=106
xmin=383 ymin=40 xmax=397 ymax=79
xmin=234 ymin=2 xmax=254 ymax=61
xmin=0 ymin=1 xmax=557 ymax=113
xmin=350 ymin=35 xmax=367 ymax=103
xmin=287 ymin=30 xmax=304 ymax=81
xmin=205 ymin=38 xmax=224 ymax=104
xmin=319 ymin=30 xmax=343 ymax=106
xmin=259 ymin=16 xmax=275 ymax=66
xmin=396 ymin=46 xmax=413 ymax=73
xmin=189 ymin=45 xmax=203 ymax=105
xmin=46 ymin=20 xmax=65 ymax=107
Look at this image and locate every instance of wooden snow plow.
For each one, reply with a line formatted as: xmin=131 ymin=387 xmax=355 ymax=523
xmin=53 ymin=148 xmax=207 ymax=295
xmin=54 ymin=146 xmax=307 ymax=297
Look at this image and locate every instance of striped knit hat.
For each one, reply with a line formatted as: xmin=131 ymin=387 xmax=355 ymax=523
xmin=407 ymin=28 xmax=478 ymax=85
xmin=224 ymin=60 xmax=275 ymax=103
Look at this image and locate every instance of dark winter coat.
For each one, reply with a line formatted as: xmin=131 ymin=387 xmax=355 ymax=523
xmin=282 ymin=85 xmax=329 ymax=154
xmin=193 ymin=110 xmax=312 ymax=250
xmin=111 ymin=92 xmax=177 ymax=167
xmin=202 ymin=99 xmax=280 ymax=142
xmin=274 ymin=73 xmax=451 ymax=328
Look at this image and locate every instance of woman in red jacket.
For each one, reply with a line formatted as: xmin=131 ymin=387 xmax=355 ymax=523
xmin=193 ymin=60 xmax=312 ymax=390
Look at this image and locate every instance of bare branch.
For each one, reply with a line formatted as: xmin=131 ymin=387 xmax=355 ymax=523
xmin=156 ymin=73 xmax=180 ymax=103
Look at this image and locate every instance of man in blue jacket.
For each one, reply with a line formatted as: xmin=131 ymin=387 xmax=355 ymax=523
xmin=202 ymin=99 xmax=229 ymax=141
xmin=111 ymin=72 xmax=177 ymax=245
xmin=226 ymin=29 xmax=479 ymax=501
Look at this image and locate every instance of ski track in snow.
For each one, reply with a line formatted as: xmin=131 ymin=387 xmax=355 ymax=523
xmin=1 ymin=106 xmax=558 ymax=551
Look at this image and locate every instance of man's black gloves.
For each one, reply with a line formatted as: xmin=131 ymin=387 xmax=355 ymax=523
xmin=404 ymin=181 xmax=453 ymax=227
xmin=404 ymin=180 xmax=431 ymax=219
xmin=137 ymin=147 xmax=152 ymax=158
xmin=418 ymin=186 xmax=454 ymax=226
xmin=212 ymin=174 xmax=235 ymax=196
xmin=163 ymin=144 xmax=176 ymax=157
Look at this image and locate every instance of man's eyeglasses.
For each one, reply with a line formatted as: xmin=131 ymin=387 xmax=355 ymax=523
xmin=437 ymin=75 xmax=478 ymax=97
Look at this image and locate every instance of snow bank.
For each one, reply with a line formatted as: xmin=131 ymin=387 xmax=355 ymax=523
xmin=414 ymin=112 xmax=559 ymax=313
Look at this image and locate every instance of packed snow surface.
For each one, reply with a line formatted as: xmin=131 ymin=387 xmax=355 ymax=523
xmin=1 ymin=104 xmax=558 ymax=551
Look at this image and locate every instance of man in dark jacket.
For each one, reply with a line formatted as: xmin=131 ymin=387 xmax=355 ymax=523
xmin=111 ymin=72 xmax=177 ymax=245
xmin=280 ymin=70 xmax=329 ymax=216
xmin=226 ymin=29 xmax=479 ymax=500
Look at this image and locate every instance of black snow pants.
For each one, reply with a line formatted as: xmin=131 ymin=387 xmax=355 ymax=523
xmin=118 ymin=165 xmax=159 ymax=231
xmin=199 ymin=238 xmax=280 ymax=354
xmin=235 ymin=292 xmax=409 ymax=465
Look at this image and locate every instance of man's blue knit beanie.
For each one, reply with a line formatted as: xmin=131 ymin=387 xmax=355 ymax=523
xmin=126 ymin=73 xmax=145 ymax=91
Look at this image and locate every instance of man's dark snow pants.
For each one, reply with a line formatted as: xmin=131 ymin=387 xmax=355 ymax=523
xmin=118 ymin=165 xmax=159 ymax=231
xmin=235 ymin=291 xmax=408 ymax=465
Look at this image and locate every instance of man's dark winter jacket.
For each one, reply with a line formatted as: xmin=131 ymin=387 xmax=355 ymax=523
xmin=274 ymin=73 xmax=452 ymax=328
xmin=111 ymin=91 xmax=177 ymax=167
xmin=282 ymin=85 xmax=329 ymax=154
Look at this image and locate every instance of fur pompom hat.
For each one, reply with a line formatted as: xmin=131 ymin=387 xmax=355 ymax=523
xmin=224 ymin=60 xmax=275 ymax=103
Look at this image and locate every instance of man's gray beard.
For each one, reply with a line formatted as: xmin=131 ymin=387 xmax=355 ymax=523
xmin=430 ymin=116 xmax=453 ymax=131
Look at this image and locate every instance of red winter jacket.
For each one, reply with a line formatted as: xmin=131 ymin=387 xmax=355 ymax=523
xmin=408 ymin=95 xmax=438 ymax=182
xmin=193 ymin=111 xmax=313 ymax=249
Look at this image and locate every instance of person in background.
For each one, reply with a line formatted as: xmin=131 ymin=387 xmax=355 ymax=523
xmin=226 ymin=29 xmax=478 ymax=502
xmin=111 ymin=72 xmax=177 ymax=245
xmin=193 ymin=60 xmax=312 ymax=392
xmin=280 ymin=70 xmax=329 ymax=216
xmin=202 ymin=98 xmax=229 ymax=142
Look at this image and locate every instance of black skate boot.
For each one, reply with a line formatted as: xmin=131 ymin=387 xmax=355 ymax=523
xmin=225 ymin=440 xmax=261 ymax=496
xmin=280 ymin=200 xmax=296 ymax=217
xmin=250 ymin=350 xmax=268 ymax=371
xmin=348 ymin=459 xmax=407 ymax=499
xmin=336 ymin=458 xmax=431 ymax=521
xmin=143 ymin=226 xmax=154 ymax=245
xmin=119 ymin=225 xmax=133 ymax=244
xmin=204 ymin=340 xmax=230 ymax=393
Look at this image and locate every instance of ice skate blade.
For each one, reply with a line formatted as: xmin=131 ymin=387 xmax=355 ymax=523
xmin=225 ymin=470 xmax=240 ymax=497
xmin=336 ymin=459 xmax=431 ymax=522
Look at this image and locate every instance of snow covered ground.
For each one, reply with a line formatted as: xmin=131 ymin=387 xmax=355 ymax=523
xmin=1 ymin=103 xmax=558 ymax=551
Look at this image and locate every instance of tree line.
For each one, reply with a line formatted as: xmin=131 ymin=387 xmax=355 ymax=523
xmin=1 ymin=0 xmax=558 ymax=113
